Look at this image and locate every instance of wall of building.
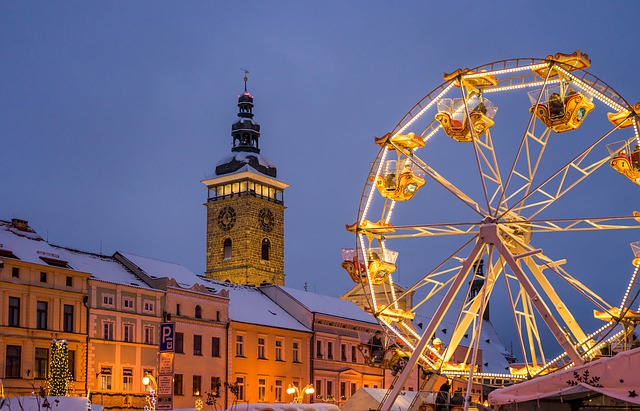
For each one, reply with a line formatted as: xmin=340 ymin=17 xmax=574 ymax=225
xmin=0 ymin=260 xmax=88 ymax=396
xmin=228 ymin=321 xmax=312 ymax=405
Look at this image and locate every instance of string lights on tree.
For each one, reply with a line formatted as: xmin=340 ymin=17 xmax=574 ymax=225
xmin=48 ymin=339 xmax=71 ymax=396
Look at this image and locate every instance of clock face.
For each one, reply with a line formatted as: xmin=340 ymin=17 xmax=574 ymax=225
xmin=258 ymin=208 xmax=274 ymax=232
xmin=217 ymin=206 xmax=237 ymax=231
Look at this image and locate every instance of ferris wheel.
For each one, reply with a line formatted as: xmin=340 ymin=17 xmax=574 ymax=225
xmin=343 ymin=51 xmax=640 ymax=399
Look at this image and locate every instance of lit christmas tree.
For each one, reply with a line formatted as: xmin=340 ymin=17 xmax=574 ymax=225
xmin=48 ymin=339 xmax=70 ymax=396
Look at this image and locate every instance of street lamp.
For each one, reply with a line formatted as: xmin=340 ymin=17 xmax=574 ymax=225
xmin=286 ymin=383 xmax=315 ymax=403
xmin=142 ymin=373 xmax=158 ymax=411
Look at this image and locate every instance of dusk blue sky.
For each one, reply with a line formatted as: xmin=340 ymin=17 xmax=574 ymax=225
xmin=2 ymin=2 xmax=640 ymax=351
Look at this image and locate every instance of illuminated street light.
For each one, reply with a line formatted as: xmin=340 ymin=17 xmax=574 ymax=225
xmin=286 ymin=383 xmax=315 ymax=403
xmin=142 ymin=373 xmax=158 ymax=411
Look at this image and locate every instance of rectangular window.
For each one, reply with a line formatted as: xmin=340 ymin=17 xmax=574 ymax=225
xmin=11 ymin=267 xmax=19 ymax=278
xmin=8 ymin=296 xmax=20 ymax=327
xmin=211 ymin=377 xmax=221 ymax=396
xmin=236 ymin=335 xmax=244 ymax=357
xmin=143 ymin=301 xmax=154 ymax=313
xmin=68 ymin=350 xmax=76 ymax=380
xmin=211 ymin=337 xmax=220 ymax=357
xmin=63 ymin=304 xmax=74 ymax=332
xmin=327 ymin=381 xmax=333 ymax=398
xmin=144 ymin=325 xmax=154 ymax=344
xmin=66 ymin=276 xmax=73 ymax=287
xmin=40 ymin=271 xmax=47 ymax=283
xmin=123 ymin=298 xmax=134 ymax=310
xmin=103 ymin=321 xmax=114 ymax=340
xmin=175 ymin=332 xmax=184 ymax=353
xmin=352 ymin=346 xmax=357 ymax=363
xmin=257 ymin=337 xmax=266 ymax=359
xmin=258 ymin=378 xmax=266 ymax=402
xmin=236 ymin=377 xmax=245 ymax=401
xmin=123 ymin=323 xmax=134 ymax=342
xmin=315 ymin=380 xmax=322 ymax=398
xmin=193 ymin=335 xmax=202 ymax=356
xmin=5 ymin=345 xmax=21 ymax=378
xmin=293 ymin=341 xmax=300 ymax=362
xmin=37 ymin=301 xmax=48 ymax=329
xmin=340 ymin=382 xmax=346 ymax=400
xmin=193 ymin=375 xmax=202 ymax=396
xmin=102 ymin=294 xmax=114 ymax=307
xmin=34 ymin=348 xmax=48 ymax=379
xmin=275 ymin=379 xmax=283 ymax=402
xmin=123 ymin=368 xmax=134 ymax=391
xmin=174 ymin=374 xmax=183 ymax=396
xmin=100 ymin=367 xmax=113 ymax=390
xmin=341 ymin=344 xmax=347 ymax=361
xmin=327 ymin=342 xmax=333 ymax=360
xmin=316 ymin=340 xmax=323 ymax=358
xmin=176 ymin=304 xmax=181 ymax=316
xmin=275 ymin=340 xmax=283 ymax=361
xmin=350 ymin=382 xmax=357 ymax=397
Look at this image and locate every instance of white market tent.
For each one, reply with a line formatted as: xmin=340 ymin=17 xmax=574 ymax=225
xmin=489 ymin=347 xmax=640 ymax=410
xmin=341 ymin=387 xmax=438 ymax=411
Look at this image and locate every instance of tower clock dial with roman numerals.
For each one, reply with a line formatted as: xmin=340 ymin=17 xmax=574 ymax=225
xmin=258 ymin=208 xmax=274 ymax=232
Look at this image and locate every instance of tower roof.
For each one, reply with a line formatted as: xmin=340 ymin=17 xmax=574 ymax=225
xmin=215 ymin=75 xmax=278 ymax=178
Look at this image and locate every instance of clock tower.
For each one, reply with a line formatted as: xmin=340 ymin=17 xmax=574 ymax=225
xmin=202 ymin=76 xmax=288 ymax=286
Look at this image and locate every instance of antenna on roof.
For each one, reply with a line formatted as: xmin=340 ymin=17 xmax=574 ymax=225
xmin=241 ymin=68 xmax=250 ymax=92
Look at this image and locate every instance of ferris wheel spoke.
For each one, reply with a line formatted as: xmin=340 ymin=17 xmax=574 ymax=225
xmin=471 ymin=129 xmax=507 ymax=212
xmin=495 ymin=65 xmax=556 ymax=218
xmin=402 ymin=148 xmax=490 ymax=217
xmin=387 ymin=236 xmax=479 ymax=315
xmin=501 ymin=127 xmax=629 ymax=221
xmin=526 ymin=214 xmax=640 ymax=233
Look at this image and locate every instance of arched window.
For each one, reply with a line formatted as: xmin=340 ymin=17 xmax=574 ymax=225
xmin=195 ymin=305 xmax=202 ymax=319
xmin=223 ymin=238 xmax=232 ymax=260
xmin=261 ymin=239 xmax=270 ymax=261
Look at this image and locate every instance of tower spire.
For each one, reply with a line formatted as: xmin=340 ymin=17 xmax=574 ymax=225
xmin=213 ymin=73 xmax=278 ymax=178
xmin=241 ymin=68 xmax=249 ymax=92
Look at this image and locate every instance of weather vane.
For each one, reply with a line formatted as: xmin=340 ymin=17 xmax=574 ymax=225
xmin=241 ymin=68 xmax=250 ymax=92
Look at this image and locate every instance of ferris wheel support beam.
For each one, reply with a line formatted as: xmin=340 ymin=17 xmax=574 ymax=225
xmin=442 ymin=256 xmax=503 ymax=364
xmin=489 ymin=222 xmax=586 ymax=366
xmin=379 ymin=240 xmax=485 ymax=411
xmin=522 ymin=256 xmax=593 ymax=350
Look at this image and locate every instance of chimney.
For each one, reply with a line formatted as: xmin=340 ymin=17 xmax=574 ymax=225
xmin=11 ymin=219 xmax=29 ymax=231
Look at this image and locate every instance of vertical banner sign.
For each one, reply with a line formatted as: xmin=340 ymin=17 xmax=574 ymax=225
xmin=157 ymin=322 xmax=175 ymax=410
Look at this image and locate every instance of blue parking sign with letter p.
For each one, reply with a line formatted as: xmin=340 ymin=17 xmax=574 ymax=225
xmin=159 ymin=322 xmax=175 ymax=352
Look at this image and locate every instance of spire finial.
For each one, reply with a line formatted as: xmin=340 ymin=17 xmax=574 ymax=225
xmin=241 ymin=68 xmax=250 ymax=92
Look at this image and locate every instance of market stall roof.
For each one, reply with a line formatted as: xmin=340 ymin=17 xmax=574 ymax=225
xmin=489 ymin=347 xmax=640 ymax=406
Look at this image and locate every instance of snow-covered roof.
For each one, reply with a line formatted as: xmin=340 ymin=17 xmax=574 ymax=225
xmin=53 ymin=246 xmax=150 ymax=289
xmin=278 ymin=285 xmax=378 ymax=325
xmin=0 ymin=219 xmax=70 ymax=267
xmin=115 ymin=251 xmax=310 ymax=333
xmin=216 ymin=152 xmax=275 ymax=169
xmin=215 ymin=281 xmax=311 ymax=332
xmin=117 ymin=251 xmax=201 ymax=288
